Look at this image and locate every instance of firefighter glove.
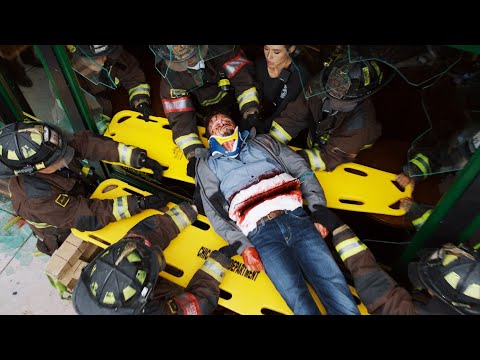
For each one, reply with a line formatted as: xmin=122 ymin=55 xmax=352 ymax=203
xmin=311 ymin=205 xmax=344 ymax=232
xmin=139 ymin=154 xmax=163 ymax=181
xmin=240 ymin=113 xmax=265 ymax=133
xmin=186 ymin=157 xmax=197 ymax=178
xmin=138 ymin=193 xmax=169 ymax=210
xmin=218 ymin=241 xmax=241 ymax=258
xmin=135 ymin=102 xmax=154 ymax=118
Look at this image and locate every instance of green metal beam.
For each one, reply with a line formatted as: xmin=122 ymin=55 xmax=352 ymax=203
xmin=0 ymin=72 xmax=24 ymax=122
xmin=460 ymin=213 xmax=480 ymax=245
xmin=448 ymin=45 xmax=480 ymax=55
xmin=51 ymin=45 xmax=97 ymax=132
xmin=397 ymin=147 xmax=480 ymax=269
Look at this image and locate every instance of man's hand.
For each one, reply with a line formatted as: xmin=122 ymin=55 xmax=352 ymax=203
xmin=314 ymin=223 xmax=329 ymax=238
xmin=396 ymin=173 xmax=414 ymax=191
xmin=241 ymin=247 xmax=264 ymax=271
xmin=137 ymin=193 xmax=169 ymax=211
xmin=139 ymin=155 xmax=163 ymax=181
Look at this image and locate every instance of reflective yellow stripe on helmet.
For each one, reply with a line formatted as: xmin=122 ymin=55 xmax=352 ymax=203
xmin=444 ymin=271 xmax=461 ymax=289
xmin=128 ymin=83 xmax=151 ymax=101
xmin=118 ymin=143 xmax=135 ymax=166
xmin=112 ymin=196 xmax=132 ymax=221
xmin=175 ymin=133 xmax=203 ymax=152
xmin=335 ymin=236 xmax=367 ymax=262
xmin=464 ymin=284 xmax=480 ymax=300
xmin=269 ymin=122 xmax=292 ymax=144
xmin=442 ymin=254 xmax=458 ymax=266
xmin=201 ymin=257 xmax=225 ymax=283
xmin=237 ymin=87 xmax=259 ymax=111
xmin=165 ymin=206 xmax=190 ymax=231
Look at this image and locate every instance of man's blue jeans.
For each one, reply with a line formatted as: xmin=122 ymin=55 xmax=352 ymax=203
xmin=248 ymin=207 xmax=360 ymax=315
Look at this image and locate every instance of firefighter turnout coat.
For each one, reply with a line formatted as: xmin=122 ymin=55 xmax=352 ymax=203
xmin=160 ymin=47 xmax=259 ymax=159
xmin=9 ymin=131 xmax=148 ymax=255
xmin=269 ymin=95 xmax=381 ymax=171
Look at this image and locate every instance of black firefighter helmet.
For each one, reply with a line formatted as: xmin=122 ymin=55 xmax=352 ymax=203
xmin=408 ymin=243 xmax=480 ymax=315
xmin=72 ymin=235 xmax=166 ymax=315
xmin=306 ymin=55 xmax=390 ymax=111
xmin=0 ymin=121 xmax=73 ymax=178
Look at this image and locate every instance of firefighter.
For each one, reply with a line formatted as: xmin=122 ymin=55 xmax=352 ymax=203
xmin=330 ymin=222 xmax=480 ymax=315
xmin=72 ymin=229 xmax=241 ymax=315
xmin=396 ymin=122 xmax=480 ymax=231
xmin=0 ymin=120 xmax=165 ymax=256
xmin=269 ymin=55 xmax=390 ymax=172
xmin=150 ymin=45 xmax=260 ymax=178
xmin=68 ymin=45 xmax=153 ymax=134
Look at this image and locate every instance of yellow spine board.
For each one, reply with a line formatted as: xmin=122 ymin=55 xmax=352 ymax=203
xmin=72 ymin=178 xmax=368 ymax=315
xmin=104 ymin=110 xmax=411 ymax=216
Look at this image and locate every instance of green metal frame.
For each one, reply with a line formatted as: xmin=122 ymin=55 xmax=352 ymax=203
xmin=0 ymin=79 xmax=23 ymax=121
xmin=448 ymin=45 xmax=480 ymax=55
xmin=0 ymin=66 xmax=29 ymax=122
xmin=51 ymin=45 xmax=97 ymax=132
xmin=397 ymin=147 xmax=480 ymax=270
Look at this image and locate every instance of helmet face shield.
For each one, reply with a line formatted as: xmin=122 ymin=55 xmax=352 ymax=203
xmin=325 ymin=65 xmax=352 ymax=99
xmin=149 ymin=45 xmax=235 ymax=91
xmin=305 ymin=56 xmax=386 ymax=103
xmin=70 ymin=45 xmax=120 ymax=89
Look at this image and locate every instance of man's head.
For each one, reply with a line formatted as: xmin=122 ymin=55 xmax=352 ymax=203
xmin=207 ymin=113 xmax=246 ymax=158
xmin=149 ymin=45 xmax=208 ymax=72
xmin=72 ymin=234 xmax=166 ymax=315
xmin=0 ymin=122 xmax=75 ymax=178
xmin=408 ymin=243 xmax=480 ymax=315
xmin=68 ymin=45 xmax=121 ymax=89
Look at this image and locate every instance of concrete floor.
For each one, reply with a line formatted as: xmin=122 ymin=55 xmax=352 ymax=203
xmin=0 ymin=194 xmax=76 ymax=315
